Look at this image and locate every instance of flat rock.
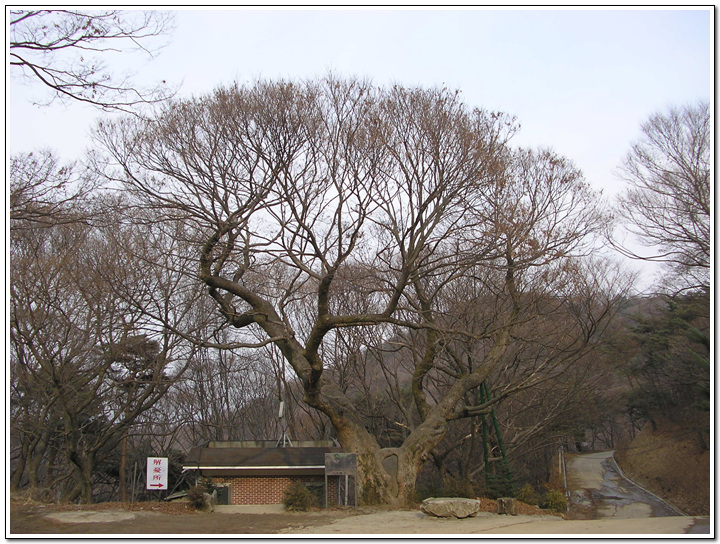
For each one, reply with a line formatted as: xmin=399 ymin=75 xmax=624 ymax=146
xmin=45 ymin=511 xmax=136 ymax=524
xmin=420 ymin=497 xmax=480 ymax=519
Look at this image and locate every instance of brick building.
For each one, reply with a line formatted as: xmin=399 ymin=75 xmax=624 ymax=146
xmin=182 ymin=441 xmax=352 ymax=506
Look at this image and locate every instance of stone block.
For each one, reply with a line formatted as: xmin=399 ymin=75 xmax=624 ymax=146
xmin=202 ymin=490 xmax=217 ymax=512
xmin=497 ymin=497 xmax=518 ymax=515
xmin=420 ymin=497 xmax=480 ymax=519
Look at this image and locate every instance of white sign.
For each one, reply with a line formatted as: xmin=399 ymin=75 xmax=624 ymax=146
xmin=146 ymin=457 xmax=168 ymax=490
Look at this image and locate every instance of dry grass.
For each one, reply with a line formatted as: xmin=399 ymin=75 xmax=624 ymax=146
xmin=9 ymin=495 xmax=196 ymax=516
xmin=614 ymin=419 xmax=710 ymax=516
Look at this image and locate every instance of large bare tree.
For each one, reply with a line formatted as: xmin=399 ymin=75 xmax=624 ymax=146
xmin=95 ymin=77 xmax=616 ymax=505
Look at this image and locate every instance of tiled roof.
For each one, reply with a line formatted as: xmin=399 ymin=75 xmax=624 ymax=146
xmin=183 ymin=446 xmax=341 ymax=471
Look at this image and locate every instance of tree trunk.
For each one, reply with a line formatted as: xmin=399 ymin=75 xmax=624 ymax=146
xmin=27 ymin=428 xmax=52 ymax=495
xmin=75 ymin=463 xmax=94 ymax=504
xmin=45 ymin=446 xmax=57 ymax=499
xmin=10 ymin=446 xmax=28 ymax=492
xmin=67 ymin=448 xmax=95 ymax=504
xmin=27 ymin=452 xmax=41 ymax=491
xmin=80 ymin=466 xmax=94 ymax=503
xmin=299 ymin=345 xmax=496 ymax=506
xmin=311 ymin=383 xmax=454 ymax=506
xmin=64 ymin=483 xmax=83 ymax=504
xmin=345 ymin=444 xmax=425 ymax=507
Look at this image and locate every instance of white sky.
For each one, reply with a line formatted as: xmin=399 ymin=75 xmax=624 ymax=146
xmin=7 ymin=6 xmax=713 ymax=289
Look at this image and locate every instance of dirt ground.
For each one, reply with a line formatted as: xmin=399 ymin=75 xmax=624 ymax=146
xmin=9 ymin=500 xmax=338 ymax=535
xmin=8 ymin=497 xmax=704 ymax=536
xmin=8 ymin=497 xmax=556 ymax=536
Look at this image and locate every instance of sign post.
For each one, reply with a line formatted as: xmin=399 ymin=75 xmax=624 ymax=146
xmin=324 ymin=453 xmax=357 ymax=511
xmin=146 ymin=457 xmax=168 ymax=492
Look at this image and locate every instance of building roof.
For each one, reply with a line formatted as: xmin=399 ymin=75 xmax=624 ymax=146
xmin=183 ymin=444 xmax=342 ymax=477
xmin=206 ymin=440 xmax=336 ymax=449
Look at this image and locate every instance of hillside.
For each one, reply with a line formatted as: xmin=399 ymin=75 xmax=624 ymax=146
xmin=614 ymin=419 xmax=710 ymax=516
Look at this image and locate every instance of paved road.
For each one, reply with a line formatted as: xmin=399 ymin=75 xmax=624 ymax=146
xmin=566 ymin=450 xmax=680 ymax=519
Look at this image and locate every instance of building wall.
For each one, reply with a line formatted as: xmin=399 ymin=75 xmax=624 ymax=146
xmin=206 ymin=474 xmax=348 ymax=506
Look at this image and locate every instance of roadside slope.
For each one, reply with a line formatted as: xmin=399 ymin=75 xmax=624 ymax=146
xmin=614 ymin=420 xmax=710 ymax=516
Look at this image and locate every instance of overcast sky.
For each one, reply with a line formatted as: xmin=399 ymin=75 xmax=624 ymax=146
xmin=7 ymin=6 xmax=713 ymax=288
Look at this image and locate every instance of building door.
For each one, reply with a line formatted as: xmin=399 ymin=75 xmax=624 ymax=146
xmin=216 ymin=485 xmax=230 ymax=505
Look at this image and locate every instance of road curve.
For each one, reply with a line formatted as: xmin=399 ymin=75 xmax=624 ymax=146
xmin=566 ymin=450 xmax=679 ymax=519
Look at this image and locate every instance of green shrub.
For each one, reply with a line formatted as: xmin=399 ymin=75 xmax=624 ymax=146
xmin=202 ymin=477 xmax=215 ymax=494
xmin=517 ymin=482 xmax=539 ymax=505
xmin=484 ymin=474 xmax=515 ymax=499
xmin=304 ymin=482 xmax=325 ymax=506
xmin=541 ymin=488 xmax=568 ymax=512
xmin=186 ymin=485 xmax=206 ymax=510
xmin=283 ymin=481 xmax=318 ymax=511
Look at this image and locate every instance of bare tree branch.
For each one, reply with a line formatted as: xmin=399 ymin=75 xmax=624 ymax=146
xmin=10 ymin=9 xmax=176 ymax=112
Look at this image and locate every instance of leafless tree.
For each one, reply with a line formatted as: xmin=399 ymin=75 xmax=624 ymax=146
xmin=9 ymin=180 xmax=198 ymax=502
xmin=10 ymin=9 xmax=174 ymax=112
xmin=614 ymin=101 xmax=710 ymax=291
xmin=375 ymin=253 xmax=632 ymax=491
xmin=95 ymin=76 xmax=616 ymax=505
xmin=163 ymin=345 xmax=282 ymax=446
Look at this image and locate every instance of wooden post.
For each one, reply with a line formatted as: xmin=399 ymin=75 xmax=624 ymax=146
xmin=120 ymin=432 xmax=128 ymax=502
xmin=131 ymin=462 xmax=138 ymax=505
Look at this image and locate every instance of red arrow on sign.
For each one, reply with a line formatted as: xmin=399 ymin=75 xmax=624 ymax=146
xmin=149 ymin=483 xmax=165 ymax=488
